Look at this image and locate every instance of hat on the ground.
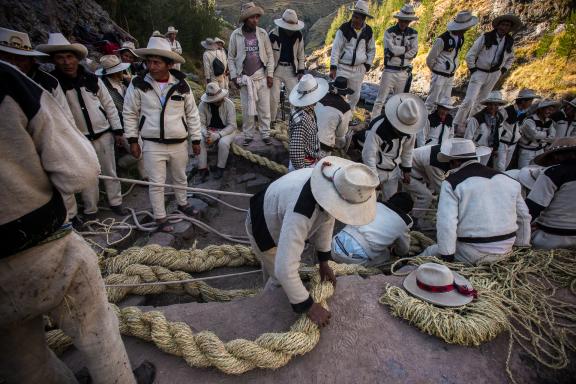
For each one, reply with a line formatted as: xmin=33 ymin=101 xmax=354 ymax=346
xmin=239 ymin=2 xmax=265 ymax=23
xmin=349 ymin=0 xmax=373 ymax=18
xmin=492 ymin=13 xmax=522 ymax=33
xmin=311 ymin=156 xmax=379 ymax=226
xmin=534 ymin=99 xmax=560 ymax=110
xmin=0 ymin=27 xmax=47 ymax=57
xmin=95 ymin=55 xmax=131 ymax=76
xmin=385 ymin=93 xmax=427 ymax=135
xmin=201 ymin=38 xmax=216 ymax=50
xmin=135 ymin=36 xmax=185 ymax=64
xmin=516 ymin=88 xmax=540 ymax=100
xmin=36 ymin=33 xmax=88 ymax=59
xmin=213 ymin=37 xmax=225 ymax=46
xmin=403 ymin=263 xmax=477 ymax=307
xmin=387 ymin=192 xmax=414 ymax=214
xmin=534 ymin=137 xmax=576 ymax=166
xmin=274 ymin=9 xmax=305 ymax=31
xmin=166 ymin=26 xmax=178 ymax=35
xmin=437 ymin=138 xmax=492 ymax=162
xmin=436 ymin=96 xmax=457 ymax=110
xmin=394 ymin=4 xmax=419 ymax=21
xmin=329 ymin=76 xmax=354 ymax=95
xmin=201 ymin=82 xmax=229 ymax=103
xmin=563 ymin=97 xmax=576 ymax=109
xmin=115 ymin=41 xmax=138 ymax=57
xmin=289 ymin=74 xmax=329 ymax=107
xmin=447 ymin=11 xmax=478 ymax=31
xmin=480 ymin=90 xmax=507 ymax=105
xmin=152 ymin=30 xmax=165 ymax=38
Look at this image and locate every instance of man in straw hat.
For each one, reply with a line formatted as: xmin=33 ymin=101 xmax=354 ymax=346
xmin=417 ymin=96 xmax=456 ymax=147
xmin=517 ymin=99 xmax=559 ymax=168
xmin=0 ymin=61 xmax=156 ymax=384
xmin=115 ymin=41 xmax=145 ymax=77
xmin=552 ymin=97 xmax=576 ymax=138
xmin=453 ymin=13 xmax=522 ymax=133
xmin=419 ymin=138 xmax=531 ymax=265
xmin=362 ymin=93 xmax=426 ymax=200
xmin=315 ymin=76 xmax=354 ymax=154
xmin=371 ymin=4 xmax=419 ymax=119
xmin=269 ymin=8 xmax=306 ymax=124
xmin=424 ymin=10 xmax=478 ymax=113
xmin=124 ymin=36 xmax=202 ymax=233
xmin=288 ymin=74 xmax=329 ymax=170
xmin=245 ymin=156 xmax=379 ymax=326
xmin=526 ymin=137 xmax=576 ymax=249
xmin=330 ymin=0 xmax=376 ymax=113
xmin=165 ymin=26 xmax=182 ymax=70
xmin=197 ymin=82 xmax=238 ymax=181
xmin=202 ymin=38 xmax=229 ymax=90
xmin=331 ymin=192 xmax=414 ymax=267
xmin=37 ymin=32 xmax=128 ymax=220
xmin=228 ymin=2 xmax=275 ymax=146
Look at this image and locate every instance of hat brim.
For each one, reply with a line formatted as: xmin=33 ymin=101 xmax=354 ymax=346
xmin=0 ymin=45 xmax=48 ymax=57
xmin=95 ymin=62 xmax=131 ymax=76
xmin=310 ymin=157 xmax=377 ymax=226
xmin=166 ymin=30 xmax=178 ymax=34
xmin=201 ymin=41 xmax=217 ymax=50
xmin=201 ymin=89 xmax=229 ymax=103
xmin=403 ymin=270 xmax=474 ymax=307
xmin=274 ymin=19 xmax=305 ymax=31
xmin=480 ymin=99 xmax=507 ymax=106
xmin=492 ymin=15 xmax=522 ymax=32
xmin=239 ymin=6 xmax=265 ymax=22
xmin=447 ymin=16 xmax=479 ymax=31
xmin=115 ymin=48 xmax=140 ymax=57
xmin=536 ymin=101 xmax=561 ymax=110
xmin=349 ymin=8 xmax=374 ymax=18
xmin=533 ymin=146 xmax=576 ymax=167
xmin=385 ymin=93 xmax=427 ymax=135
xmin=134 ymin=48 xmax=185 ymax=64
xmin=329 ymin=83 xmax=354 ymax=95
xmin=289 ymin=77 xmax=329 ymax=107
xmin=394 ymin=13 xmax=419 ymax=21
xmin=436 ymin=102 xmax=457 ymax=110
xmin=437 ymin=145 xmax=492 ymax=162
xmin=36 ymin=43 xmax=88 ymax=60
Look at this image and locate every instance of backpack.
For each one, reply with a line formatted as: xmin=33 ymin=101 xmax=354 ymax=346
xmin=212 ymin=57 xmax=225 ymax=77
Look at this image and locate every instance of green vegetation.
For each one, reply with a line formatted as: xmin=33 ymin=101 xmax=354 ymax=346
xmin=556 ymin=10 xmax=576 ymax=60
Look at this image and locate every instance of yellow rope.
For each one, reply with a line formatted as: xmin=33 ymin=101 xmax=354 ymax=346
xmin=409 ymin=231 xmax=435 ymax=256
xmin=231 ymin=143 xmax=288 ymax=174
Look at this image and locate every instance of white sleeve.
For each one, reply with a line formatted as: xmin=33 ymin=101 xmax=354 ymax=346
xmin=361 ymin=129 xmax=381 ymax=172
xmin=330 ymin=30 xmax=346 ymax=68
xmin=436 ymin=181 xmax=459 ymax=256
xmin=426 ymin=38 xmax=444 ymax=70
xmin=515 ymin=190 xmax=532 ymax=246
xmin=465 ymin=35 xmax=484 ymax=70
xmin=185 ymin=90 xmax=202 ymax=142
xmin=122 ymin=82 xmax=140 ymax=139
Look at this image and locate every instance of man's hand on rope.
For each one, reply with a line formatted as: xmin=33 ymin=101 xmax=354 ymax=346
xmin=130 ymin=142 xmax=141 ymax=159
xmin=307 ymin=302 xmax=331 ymax=327
xmin=319 ymin=261 xmax=337 ymax=286
xmin=267 ymin=76 xmax=273 ymax=88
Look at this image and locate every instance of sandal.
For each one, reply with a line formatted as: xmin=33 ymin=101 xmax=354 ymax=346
xmin=156 ymin=220 xmax=174 ymax=233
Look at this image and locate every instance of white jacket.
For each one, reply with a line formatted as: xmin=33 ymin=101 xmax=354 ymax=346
xmin=499 ymin=104 xmax=525 ymax=145
xmin=426 ymin=31 xmax=464 ymax=76
xmin=203 ymin=48 xmax=228 ymax=82
xmin=436 ymin=160 xmax=531 ymax=256
xmin=518 ymin=113 xmax=556 ymax=150
xmin=383 ymin=24 xmax=418 ymax=69
xmin=29 ymin=65 xmax=75 ymax=124
xmin=466 ymin=30 xmax=515 ymax=73
xmin=123 ymin=70 xmax=202 ymax=144
xmin=464 ymin=109 xmax=504 ymax=149
xmin=269 ymin=27 xmax=305 ymax=74
xmin=198 ymin=98 xmax=237 ymax=137
xmin=227 ymin=26 xmax=274 ymax=79
xmin=417 ymin=111 xmax=454 ymax=147
xmin=551 ymin=109 xmax=576 ymax=137
xmin=169 ymin=39 xmax=182 ymax=54
xmin=315 ymin=93 xmax=352 ymax=149
xmin=411 ymin=144 xmax=450 ymax=193
xmin=330 ymin=21 xmax=376 ymax=69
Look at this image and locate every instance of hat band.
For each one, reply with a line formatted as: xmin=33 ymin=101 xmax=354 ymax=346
xmin=206 ymin=89 xmax=223 ymax=97
xmin=456 ymin=15 xmax=473 ymax=23
xmin=101 ymin=62 xmax=123 ymax=75
xmin=321 ymin=162 xmax=371 ymax=205
xmin=297 ymin=83 xmax=318 ymax=99
xmin=416 ymin=279 xmax=478 ymax=298
xmin=282 ymin=17 xmax=298 ymax=25
xmin=0 ymin=40 xmax=33 ymax=51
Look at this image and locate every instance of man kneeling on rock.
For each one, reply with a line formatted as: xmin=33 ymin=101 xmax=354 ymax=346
xmin=246 ymin=157 xmax=379 ymax=326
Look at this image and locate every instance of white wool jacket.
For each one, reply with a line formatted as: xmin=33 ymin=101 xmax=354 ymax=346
xmin=426 ymin=31 xmax=464 ymax=76
xmin=383 ymin=24 xmax=418 ymax=69
xmin=227 ymin=26 xmax=274 ymax=79
xmin=29 ymin=64 xmax=75 ymax=124
xmin=411 ymin=144 xmax=450 ymax=193
xmin=464 ymin=109 xmax=504 ymax=149
xmin=551 ymin=109 xmax=576 ymax=137
xmin=436 ymin=160 xmax=531 ymax=256
xmin=466 ymin=30 xmax=515 ymax=73
xmin=248 ymin=168 xmax=335 ymax=312
xmin=499 ymin=104 xmax=525 ymax=145
xmin=123 ymin=70 xmax=202 ymax=144
xmin=315 ymin=92 xmax=352 ymax=149
xmin=518 ymin=113 xmax=556 ymax=150
xmin=169 ymin=39 xmax=182 ymax=54
xmin=330 ymin=21 xmax=376 ymax=69
xmin=197 ymin=98 xmax=237 ymax=137
xmin=269 ymin=27 xmax=306 ymax=74
xmin=203 ymin=48 xmax=228 ymax=82
xmin=417 ymin=111 xmax=454 ymax=147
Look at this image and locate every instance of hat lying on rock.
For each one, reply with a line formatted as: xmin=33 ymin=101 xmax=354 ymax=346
xmin=436 ymin=96 xmax=457 ymax=110
xmin=274 ymin=9 xmax=305 ymax=31
xmin=311 ymin=156 xmax=379 ymax=226
xmin=516 ymin=88 xmax=540 ymax=100
xmin=385 ymin=93 xmax=427 ymax=135
xmin=492 ymin=13 xmax=522 ymax=33
xmin=115 ymin=41 xmax=138 ymax=57
xmin=329 ymin=76 xmax=354 ymax=96
xmin=403 ymin=263 xmax=477 ymax=307
xmin=289 ymin=74 xmax=329 ymax=107
xmin=135 ymin=36 xmax=185 ymax=64
xmin=437 ymin=138 xmax=492 ymax=162
xmin=36 ymin=33 xmax=88 ymax=59
xmin=0 ymin=27 xmax=47 ymax=57
xmin=447 ymin=11 xmax=478 ymax=31
xmin=480 ymin=91 xmax=507 ymax=105
xmin=394 ymin=4 xmax=419 ymax=21
xmin=95 ymin=55 xmax=131 ymax=76
xmin=349 ymin=0 xmax=373 ymax=18
xmin=534 ymin=137 xmax=576 ymax=167
xmin=201 ymin=82 xmax=228 ymax=103
xmin=239 ymin=2 xmax=265 ymax=23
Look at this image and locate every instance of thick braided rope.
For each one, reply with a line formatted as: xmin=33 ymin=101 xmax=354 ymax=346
xmin=231 ymin=143 xmax=288 ymax=174
xmin=408 ymin=231 xmax=435 ymax=255
xmin=269 ymin=129 xmax=290 ymax=150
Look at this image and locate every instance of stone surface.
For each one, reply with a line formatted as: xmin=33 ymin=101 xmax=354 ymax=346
xmin=146 ymin=232 xmax=176 ymax=247
xmin=235 ymin=173 xmax=258 ymax=184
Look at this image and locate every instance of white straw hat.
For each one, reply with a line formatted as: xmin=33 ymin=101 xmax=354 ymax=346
xmin=115 ymin=41 xmax=139 ymax=57
xmin=516 ymin=88 xmax=540 ymax=100
xmin=480 ymin=90 xmax=507 ymax=106
xmin=201 ymin=38 xmax=216 ymax=50
xmin=403 ymin=263 xmax=477 ymax=307
xmin=135 ymin=36 xmax=185 ymax=64
xmin=289 ymin=74 xmax=329 ymax=107
xmin=447 ymin=11 xmax=478 ymax=31
xmin=311 ymin=156 xmax=379 ymax=226
xmin=166 ymin=26 xmax=178 ymax=35
xmin=436 ymin=96 xmax=457 ymax=110
xmin=274 ymin=9 xmax=305 ymax=31
xmin=201 ymin=82 xmax=229 ymax=103
xmin=213 ymin=37 xmax=225 ymax=45
xmin=152 ymin=30 xmax=165 ymax=38
xmin=95 ymin=54 xmax=131 ymax=76
xmin=384 ymin=93 xmax=427 ymax=135
xmin=394 ymin=4 xmax=419 ymax=21
xmin=437 ymin=138 xmax=492 ymax=162
xmin=534 ymin=99 xmax=560 ymax=110
xmin=516 ymin=165 xmax=543 ymax=190
xmin=36 ymin=33 xmax=88 ymax=59
xmin=492 ymin=13 xmax=522 ymax=33
xmin=349 ymin=1 xmax=373 ymax=18
xmin=239 ymin=2 xmax=265 ymax=23
xmin=0 ymin=27 xmax=47 ymax=57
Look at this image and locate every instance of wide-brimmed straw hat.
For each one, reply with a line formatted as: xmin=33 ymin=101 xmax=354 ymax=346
xmin=506 ymin=165 xmax=543 ymax=190
xmin=0 ymin=27 xmax=47 ymax=57
xmin=385 ymin=93 xmax=427 ymax=135
xmin=492 ymin=13 xmax=522 ymax=33
xmin=562 ymin=97 xmax=576 ymax=109
xmin=310 ymin=156 xmax=379 ymax=226
xmin=403 ymin=263 xmax=477 ymax=307
xmin=152 ymin=30 xmax=165 ymax=38
xmin=349 ymin=0 xmax=373 ymax=18
xmin=534 ymin=137 xmax=576 ymax=166
xmin=36 ymin=33 xmax=88 ymax=59
xmin=115 ymin=41 xmax=138 ymax=57
xmin=166 ymin=26 xmax=178 ymax=35
xmin=201 ymin=38 xmax=216 ymax=50
xmin=534 ymin=99 xmax=560 ymax=111
xmin=274 ymin=9 xmax=305 ymax=31
xmin=447 ymin=11 xmax=478 ymax=31
xmin=289 ymin=74 xmax=329 ymax=107
xmin=394 ymin=4 xmax=419 ymax=21
xmin=436 ymin=96 xmax=457 ymax=110
xmin=213 ymin=37 xmax=225 ymax=46
xmin=481 ymin=91 xmax=507 ymax=106
xmin=437 ymin=138 xmax=492 ymax=162
xmin=516 ymin=88 xmax=540 ymax=100
xmin=239 ymin=2 xmax=265 ymax=23
xmin=329 ymin=76 xmax=354 ymax=95
xmin=135 ymin=36 xmax=185 ymax=64
xmin=95 ymin=55 xmax=131 ymax=76
xmin=201 ymin=82 xmax=229 ymax=103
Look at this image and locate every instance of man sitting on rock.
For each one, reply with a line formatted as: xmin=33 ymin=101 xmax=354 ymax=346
xmin=246 ymin=156 xmax=379 ymax=327
xmin=518 ymin=99 xmax=559 ymax=168
xmin=332 ymin=192 xmax=414 ymax=267
xmin=417 ymin=96 xmax=456 ymax=147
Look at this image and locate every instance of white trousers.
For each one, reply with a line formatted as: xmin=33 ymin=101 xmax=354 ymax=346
xmin=270 ymin=65 xmax=298 ymax=122
xmin=198 ymin=131 xmax=237 ymax=169
xmin=377 ymin=167 xmax=401 ymax=201
xmin=403 ymin=175 xmax=434 ymax=219
xmin=81 ymin=132 xmax=122 ymax=214
xmin=143 ymin=140 xmax=189 ymax=220
xmin=424 ymin=73 xmax=454 ymax=113
xmin=420 ymin=242 xmax=511 ymax=266
xmin=453 ymin=70 xmax=502 ymax=133
xmin=241 ymin=71 xmax=271 ymax=140
xmin=495 ymin=143 xmax=516 ymax=171
xmin=371 ymin=70 xmax=408 ymax=119
xmin=531 ymin=230 xmax=576 ymax=249
xmin=336 ymin=63 xmax=366 ymax=112
xmin=518 ymin=148 xmax=543 ymax=168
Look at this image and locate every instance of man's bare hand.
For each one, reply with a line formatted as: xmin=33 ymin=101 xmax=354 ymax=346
xmin=329 ymin=69 xmax=336 ymax=80
xmin=192 ymin=143 xmax=201 ymax=156
xmin=130 ymin=142 xmax=141 ymax=159
xmin=402 ymin=172 xmax=411 ymax=184
xmin=267 ymin=76 xmax=273 ymax=88
xmin=307 ymin=303 xmax=331 ymax=327
xmin=319 ymin=261 xmax=337 ymax=286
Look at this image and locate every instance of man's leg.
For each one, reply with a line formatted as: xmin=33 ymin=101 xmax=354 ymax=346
xmin=532 ymin=230 xmax=576 ymax=249
xmin=270 ymin=69 xmax=283 ymax=123
xmin=94 ymin=132 xmax=123 ymax=207
xmin=518 ymin=148 xmax=541 ymax=168
xmin=404 ymin=176 xmax=433 ymax=219
xmin=425 ymin=74 xmax=449 ymax=113
xmin=371 ymin=71 xmax=396 ymax=119
xmin=495 ymin=143 xmax=508 ymax=171
xmin=167 ymin=143 xmax=190 ymax=208
xmin=391 ymin=71 xmax=409 ymax=94
xmin=453 ymin=71 xmax=487 ymax=135
xmin=217 ymin=132 xmax=237 ymax=168
xmin=255 ymin=77 xmax=272 ymax=139
xmin=81 ymin=142 xmax=100 ymax=215
xmin=143 ymin=147 xmax=169 ymax=219
xmin=470 ymin=71 xmax=502 ymax=116
xmin=240 ymin=85 xmax=255 ymax=140
xmin=198 ymin=136 xmax=209 ymax=170
xmin=504 ymin=144 xmax=516 ymax=170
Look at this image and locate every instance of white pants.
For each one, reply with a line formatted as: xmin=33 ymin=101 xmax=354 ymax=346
xmin=404 ymin=175 xmax=434 ymax=219
xmin=531 ymin=230 xmax=576 ymax=249
xmin=453 ymin=70 xmax=502 ymax=133
xmin=420 ymin=242 xmax=511 ymax=266
xmin=336 ymin=63 xmax=366 ymax=112
xmin=81 ymin=132 xmax=122 ymax=214
xmin=241 ymin=71 xmax=271 ymax=140
xmin=518 ymin=148 xmax=543 ymax=168
xmin=142 ymin=140 xmax=189 ymax=220
xmin=198 ymin=131 xmax=237 ymax=169
xmin=495 ymin=143 xmax=516 ymax=171
xmin=270 ymin=65 xmax=298 ymax=122
xmin=377 ymin=167 xmax=401 ymax=201
xmin=371 ymin=70 xmax=409 ymax=119
xmin=425 ymin=73 xmax=454 ymax=113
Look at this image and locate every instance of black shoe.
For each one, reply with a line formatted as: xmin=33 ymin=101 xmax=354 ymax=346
xmin=262 ymin=137 xmax=272 ymax=145
xmin=133 ymin=361 xmax=156 ymax=384
xmin=243 ymin=137 xmax=253 ymax=146
xmin=197 ymin=168 xmax=209 ymax=184
xmin=110 ymin=205 xmax=128 ymax=216
xmin=213 ymin=167 xmax=224 ymax=179
xmin=70 ymin=216 xmax=84 ymax=230
xmin=83 ymin=212 xmax=97 ymax=222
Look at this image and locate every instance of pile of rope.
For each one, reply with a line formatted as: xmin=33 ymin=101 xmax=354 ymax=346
xmin=409 ymin=231 xmax=435 ymax=255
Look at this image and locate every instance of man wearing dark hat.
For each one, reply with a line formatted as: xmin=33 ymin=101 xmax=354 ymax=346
xmin=417 ymin=96 xmax=456 ymax=147
xmin=552 ymin=97 xmax=576 ymax=138
xmin=518 ymin=99 xmax=559 ymax=168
